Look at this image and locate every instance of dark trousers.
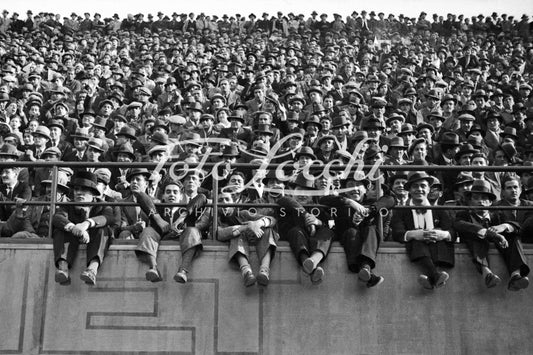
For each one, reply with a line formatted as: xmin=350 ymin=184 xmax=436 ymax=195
xmin=463 ymin=238 xmax=490 ymax=274
xmin=498 ymin=233 xmax=530 ymax=276
xmin=406 ymin=240 xmax=455 ymax=268
xmin=53 ymin=227 xmax=111 ymax=268
xmin=342 ymin=225 xmax=380 ymax=273
xmin=282 ymin=225 xmax=333 ymax=264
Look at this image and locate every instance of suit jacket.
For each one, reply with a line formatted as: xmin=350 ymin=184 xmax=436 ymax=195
xmin=492 ymin=199 xmax=533 ymax=233
xmin=390 ymin=207 xmax=455 ymax=243
xmin=453 ymin=210 xmax=494 ymax=241
xmin=52 ymin=197 xmax=114 ymax=230
xmin=0 ymin=181 xmax=32 ymax=220
xmin=118 ymin=194 xmax=151 ymax=233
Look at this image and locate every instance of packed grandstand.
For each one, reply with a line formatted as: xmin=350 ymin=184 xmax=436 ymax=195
xmin=0 ymin=9 xmax=532 ymax=290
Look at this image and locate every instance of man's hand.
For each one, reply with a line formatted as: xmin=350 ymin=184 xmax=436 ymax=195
xmin=493 ymin=233 xmax=509 ymax=248
xmin=304 ymin=213 xmax=319 ymax=227
xmin=487 ymin=224 xmax=509 ymax=235
xmin=71 ymin=221 xmax=90 ymax=237
xmin=350 ymin=201 xmax=369 ymax=217
xmin=246 ymin=220 xmax=264 ymax=238
xmin=423 ymin=230 xmax=438 ymax=243
xmin=79 ymin=231 xmax=90 ymax=244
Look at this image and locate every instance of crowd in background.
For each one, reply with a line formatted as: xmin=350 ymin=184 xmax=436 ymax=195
xmin=0 ymin=9 xmax=532 ymax=289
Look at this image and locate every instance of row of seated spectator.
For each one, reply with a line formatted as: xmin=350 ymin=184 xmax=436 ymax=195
xmin=0 ymin=9 xmax=531 ymax=292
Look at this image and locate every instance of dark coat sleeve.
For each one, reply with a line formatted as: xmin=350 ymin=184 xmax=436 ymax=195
xmin=453 ymin=211 xmax=483 ymax=241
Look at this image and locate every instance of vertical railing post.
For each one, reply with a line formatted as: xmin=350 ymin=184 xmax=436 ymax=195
xmin=211 ymin=171 xmax=219 ymax=240
xmin=376 ymin=164 xmax=384 ymax=238
xmin=47 ymin=165 xmax=59 ymax=238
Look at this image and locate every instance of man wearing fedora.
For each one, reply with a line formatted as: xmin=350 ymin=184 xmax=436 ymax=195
xmin=454 ymin=179 xmax=530 ymax=291
xmin=391 ymin=172 xmax=455 ymax=290
xmin=85 ymin=138 xmax=106 ymax=173
xmin=52 ymin=171 xmax=116 ymax=285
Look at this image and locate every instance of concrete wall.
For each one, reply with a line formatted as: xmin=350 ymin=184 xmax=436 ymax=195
xmin=0 ymin=240 xmax=532 ymax=355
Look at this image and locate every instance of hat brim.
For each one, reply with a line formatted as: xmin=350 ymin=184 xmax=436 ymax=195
xmin=405 ymin=175 xmax=437 ymax=189
xmin=464 ymin=190 xmax=496 ymax=201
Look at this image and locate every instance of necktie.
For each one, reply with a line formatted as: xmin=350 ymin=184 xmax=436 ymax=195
xmin=6 ymin=187 xmax=12 ymax=200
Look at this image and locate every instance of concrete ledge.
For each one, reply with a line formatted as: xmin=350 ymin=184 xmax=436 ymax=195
xmin=0 ymin=240 xmax=532 ymax=354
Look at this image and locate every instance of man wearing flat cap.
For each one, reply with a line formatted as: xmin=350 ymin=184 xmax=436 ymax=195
xmin=52 ymin=171 xmax=116 ymax=286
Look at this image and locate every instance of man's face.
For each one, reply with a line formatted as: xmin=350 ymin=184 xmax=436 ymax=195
xmin=183 ymin=174 xmax=200 ymax=193
xmin=409 ymin=180 xmax=430 ymax=201
xmin=469 ymin=192 xmax=492 ymax=207
xmin=1 ymin=168 xmax=18 ymax=185
xmin=412 ymin=142 xmax=427 ymax=161
xmin=392 ymin=178 xmax=408 ymax=197
xmin=130 ymin=175 xmax=148 ymax=192
xmin=228 ymin=174 xmax=245 ymax=193
xmin=346 ymin=180 xmax=367 ymax=202
xmin=86 ymin=147 xmax=101 ymax=162
xmin=320 ymin=139 xmax=334 ymax=152
xmin=162 ymin=184 xmax=182 ymax=203
xmin=218 ymin=192 xmax=234 ymax=215
xmin=73 ymin=186 xmax=94 ymax=202
xmin=502 ymin=180 xmax=521 ymax=202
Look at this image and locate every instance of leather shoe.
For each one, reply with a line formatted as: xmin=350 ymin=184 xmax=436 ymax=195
xmin=508 ymin=275 xmax=529 ymax=291
xmin=55 ymin=269 xmax=70 ymax=285
xmin=418 ymin=274 xmax=434 ymax=290
xmin=173 ymin=269 xmax=188 ymax=283
xmin=310 ymin=266 xmax=325 ymax=285
xmin=366 ymin=274 xmax=384 ymax=288
xmin=358 ymin=265 xmax=371 ymax=282
xmin=145 ymin=268 xmax=162 ymax=282
xmin=302 ymin=257 xmax=317 ymax=275
xmin=484 ymin=273 xmax=501 ymax=288
xmin=80 ymin=269 xmax=97 ymax=285
xmin=257 ymin=266 xmax=270 ymax=286
xmin=434 ymin=271 xmax=449 ymax=288
xmin=242 ymin=269 xmax=256 ymax=287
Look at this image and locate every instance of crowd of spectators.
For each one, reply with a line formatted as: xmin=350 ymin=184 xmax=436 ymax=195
xmin=0 ymin=9 xmax=532 ymax=290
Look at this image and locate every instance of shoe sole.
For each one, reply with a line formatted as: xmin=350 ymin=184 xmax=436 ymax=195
xmin=173 ymin=274 xmax=187 ymax=283
xmin=485 ymin=274 xmax=501 ymax=288
xmin=367 ymin=276 xmax=384 ymax=288
xmin=358 ymin=268 xmax=371 ymax=282
xmin=509 ymin=276 xmax=529 ymax=291
xmin=311 ymin=267 xmax=324 ymax=284
xmin=434 ymin=272 xmax=449 ymax=288
xmin=55 ymin=271 xmax=70 ymax=284
xmin=243 ymin=273 xmax=256 ymax=287
xmin=418 ymin=276 xmax=434 ymax=290
xmin=145 ymin=270 xmax=162 ymax=282
xmin=80 ymin=273 xmax=96 ymax=285
xmin=302 ymin=258 xmax=316 ymax=275
xmin=257 ymin=272 xmax=270 ymax=286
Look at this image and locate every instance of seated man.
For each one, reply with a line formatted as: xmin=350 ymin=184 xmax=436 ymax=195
xmin=276 ymin=173 xmax=335 ymax=284
xmin=391 ymin=172 xmax=455 ymax=290
xmin=207 ymin=191 xmax=278 ymax=287
xmin=134 ymin=178 xmax=207 ymax=283
xmin=116 ymin=168 xmax=153 ymax=239
xmin=454 ymin=180 xmax=530 ymax=290
xmin=493 ymin=176 xmax=533 ymax=244
xmin=321 ymin=176 xmax=395 ymax=287
xmin=11 ymin=169 xmax=71 ymax=238
xmin=0 ymin=165 xmax=32 ymax=220
xmin=52 ymin=172 xmax=116 ymax=286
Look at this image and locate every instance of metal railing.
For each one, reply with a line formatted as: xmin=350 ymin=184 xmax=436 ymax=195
xmin=1 ymin=161 xmax=532 ymax=239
